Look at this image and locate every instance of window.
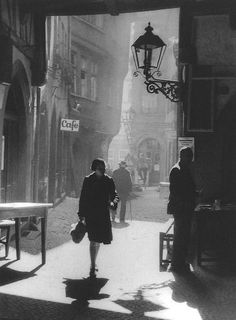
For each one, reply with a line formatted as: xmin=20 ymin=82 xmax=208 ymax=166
xmin=81 ymin=15 xmax=104 ymax=28
xmin=71 ymin=51 xmax=77 ymax=94
xmin=91 ymin=61 xmax=98 ymax=74
xmin=81 ymin=57 xmax=88 ymax=97
xmin=90 ymin=61 xmax=97 ymax=101
xmin=119 ymin=150 xmax=128 ymax=161
xmin=187 ymin=78 xmax=214 ymax=132
xmin=95 ymin=15 xmax=104 ymax=28
xmin=91 ymin=77 xmax=97 ymax=101
xmin=61 ymin=23 xmax=65 ymax=57
xmin=108 ymin=149 xmax=114 ymax=162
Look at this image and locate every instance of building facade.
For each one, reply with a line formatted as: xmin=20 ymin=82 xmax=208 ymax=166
xmin=0 ymin=1 xmax=46 ymax=202
xmin=38 ymin=16 xmax=71 ymax=204
xmin=68 ymin=14 xmax=130 ymax=194
xmin=180 ymin=6 xmax=236 ymax=202
xmin=0 ymin=2 xmax=130 ymax=204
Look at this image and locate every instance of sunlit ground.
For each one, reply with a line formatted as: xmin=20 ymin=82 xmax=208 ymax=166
xmin=0 ymin=197 xmax=236 ymax=319
xmin=0 ymin=219 xmax=206 ymax=320
xmin=0 ymin=218 xmax=221 ymax=320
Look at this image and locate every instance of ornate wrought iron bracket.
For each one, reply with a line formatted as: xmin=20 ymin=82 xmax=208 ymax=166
xmin=144 ymin=79 xmax=181 ymax=102
xmin=134 ymin=71 xmax=181 ymax=103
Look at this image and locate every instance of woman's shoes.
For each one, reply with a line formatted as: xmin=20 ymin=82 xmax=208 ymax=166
xmin=89 ymin=265 xmax=98 ymax=278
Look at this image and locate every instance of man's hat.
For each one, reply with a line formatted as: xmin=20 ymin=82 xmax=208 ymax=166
xmin=119 ymin=161 xmax=127 ymax=167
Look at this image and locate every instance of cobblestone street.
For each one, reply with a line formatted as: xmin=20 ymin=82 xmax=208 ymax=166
xmin=0 ymin=188 xmax=236 ymax=320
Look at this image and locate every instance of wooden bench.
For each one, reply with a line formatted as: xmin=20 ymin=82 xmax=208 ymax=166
xmin=0 ymin=219 xmax=15 ymax=257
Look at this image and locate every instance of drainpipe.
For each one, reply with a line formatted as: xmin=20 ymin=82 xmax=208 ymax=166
xmin=0 ymin=83 xmax=10 ymax=202
xmin=32 ymin=86 xmax=41 ymax=202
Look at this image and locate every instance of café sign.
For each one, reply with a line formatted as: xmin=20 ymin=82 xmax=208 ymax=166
xmin=60 ymin=119 xmax=79 ymax=132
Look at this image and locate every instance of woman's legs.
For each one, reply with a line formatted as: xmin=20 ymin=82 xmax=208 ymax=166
xmin=90 ymin=241 xmax=100 ymax=270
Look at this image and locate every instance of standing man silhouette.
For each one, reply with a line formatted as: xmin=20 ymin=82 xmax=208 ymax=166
xmin=113 ymin=161 xmax=132 ymax=223
xmin=168 ymin=147 xmax=196 ymax=274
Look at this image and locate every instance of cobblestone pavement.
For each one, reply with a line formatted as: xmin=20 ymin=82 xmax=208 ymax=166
xmin=0 ymin=189 xmax=236 ymax=320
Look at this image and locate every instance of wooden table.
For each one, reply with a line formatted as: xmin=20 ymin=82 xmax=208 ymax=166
xmin=0 ymin=202 xmax=53 ymax=264
xmin=194 ymin=203 xmax=236 ymax=266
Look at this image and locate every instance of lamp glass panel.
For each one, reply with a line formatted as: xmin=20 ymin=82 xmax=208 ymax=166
xmin=152 ymin=46 xmax=166 ymax=70
xmin=132 ymin=46 xmax=140 ymax=69
xmin=136 ymin=48 xmax=146 ymax=69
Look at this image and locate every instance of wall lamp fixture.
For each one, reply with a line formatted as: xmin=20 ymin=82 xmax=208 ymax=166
xmin=131 ymin=23 xmax=181 ymax=102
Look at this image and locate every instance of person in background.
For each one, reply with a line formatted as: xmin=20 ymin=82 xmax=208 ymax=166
xmin=78 ymin=158 xmax=119 ymax=278
xmin=167 ymin=147 xmax=196 ymax=274
xmin=112 ymin=161 xmax=132 ymax=223
xmin=137 ymin=153 xmax=149 ymax=186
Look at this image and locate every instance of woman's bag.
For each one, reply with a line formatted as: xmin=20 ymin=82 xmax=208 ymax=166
xmin=70 ymin=221 xmax=86 ymax=243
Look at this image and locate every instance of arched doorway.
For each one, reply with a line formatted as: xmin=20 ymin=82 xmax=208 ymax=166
xmin=138 ymin=138 xmax=161 ymax=186
xmin=1 ymin=81 xmax=27 ymax=201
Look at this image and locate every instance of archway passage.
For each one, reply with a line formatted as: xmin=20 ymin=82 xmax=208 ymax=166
xmin=138 ymin=138 xmax=161 ymax=186
xmin=1 ymin=81 xmax=27 ymax=202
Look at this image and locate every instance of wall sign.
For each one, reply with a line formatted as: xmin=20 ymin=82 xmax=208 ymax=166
xmin=60 ymin=119 xmax=79 ymax=132
xmin=178 ymin=137 xmax=195 ymax=160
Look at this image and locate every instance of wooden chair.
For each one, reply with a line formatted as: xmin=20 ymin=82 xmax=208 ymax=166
xmin=159 ymin=220 xmax=174 ymax=268
xmin=0 ymin=219 xmax=15 ymax=257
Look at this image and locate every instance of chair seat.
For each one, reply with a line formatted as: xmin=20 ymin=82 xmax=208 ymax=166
xmin=0 ymin=219 xmax=15 ymax=227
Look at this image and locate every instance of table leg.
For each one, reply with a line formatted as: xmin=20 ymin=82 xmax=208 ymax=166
xmin=41 ymin=216 xmax=47 ymax=264
xmin=197 ymin=217 xmax=202 ymax=266
xmin=15 ymin=218 xmax=21 ymax=260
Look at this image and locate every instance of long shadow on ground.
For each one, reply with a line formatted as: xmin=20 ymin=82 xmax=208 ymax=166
xmin=64 ymin=277 xmax=109 ymax=302
xmin=0 ymin=272 xmax=236 ymax=319
xmin=0 ymin=260 xmax=42 ymax=286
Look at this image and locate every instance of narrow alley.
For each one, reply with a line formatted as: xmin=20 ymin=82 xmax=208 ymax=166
xmin=0 ymin=189 xmax=236 ymax=320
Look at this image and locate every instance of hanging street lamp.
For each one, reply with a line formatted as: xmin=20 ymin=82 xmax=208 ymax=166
xmin=131 ymin=23 xmax=181 ymax=102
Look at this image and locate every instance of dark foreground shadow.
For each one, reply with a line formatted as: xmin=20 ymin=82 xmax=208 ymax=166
xmin=0 ymin=260 xmax=42 ymax=286
xmin=169 ymin=269 xmax=236 ymax=320
xmin=171 ymin=271 xmax=208 ymax=305
xmin=64 ymin=277 xmax=109 ymax=308
xmin=1 ymin=273 xmax=236 ymax=319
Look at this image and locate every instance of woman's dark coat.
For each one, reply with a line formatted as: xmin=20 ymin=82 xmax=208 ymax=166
xmin=78 ymin=172 xmax=118 ymax=244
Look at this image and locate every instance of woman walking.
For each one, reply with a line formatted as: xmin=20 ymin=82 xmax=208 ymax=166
xmin=78 ymin=158 xmax=119 ymax=278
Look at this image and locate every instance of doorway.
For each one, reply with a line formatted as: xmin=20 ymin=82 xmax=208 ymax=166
xmin=138 ymin=138 xmax=161 ymax=186
xmin=1 ymin=82 xmax=27 ymax=202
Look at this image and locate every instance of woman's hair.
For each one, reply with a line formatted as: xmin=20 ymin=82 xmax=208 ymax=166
xmin=91 ymin=158 xmax=106 ymax=171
